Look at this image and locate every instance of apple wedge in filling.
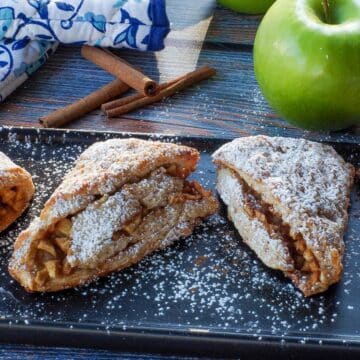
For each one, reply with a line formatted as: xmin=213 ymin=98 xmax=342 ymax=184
xmin=213 ymin=136 xmax=355 ymax=296
xmin=0 ymin=152 xmax=34 ymax=233
xmin=9 ymin=139 xmax=218 ymax=292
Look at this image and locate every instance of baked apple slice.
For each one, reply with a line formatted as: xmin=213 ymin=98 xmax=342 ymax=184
xmin=9 ymin=139 xmax=218 ymax=292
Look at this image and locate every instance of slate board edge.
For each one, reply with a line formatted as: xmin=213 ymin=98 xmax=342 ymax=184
xmin=0 ymin=126 xmax=359 ymax=358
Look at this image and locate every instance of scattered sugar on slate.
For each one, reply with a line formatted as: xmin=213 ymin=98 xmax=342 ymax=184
xmin=0 ymin=127 xmax=359 ymax=345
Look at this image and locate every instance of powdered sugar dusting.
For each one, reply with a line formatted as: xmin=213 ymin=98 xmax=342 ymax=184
xmin=0 ymin=128 xmax=359 ymax=348
xmin=213 ymin=136 xmax=355 ymax=287
xmin=69 ymin=192 xmax=140 ymax=267
xmin=69 ymin=168 xmax=183 ymax=267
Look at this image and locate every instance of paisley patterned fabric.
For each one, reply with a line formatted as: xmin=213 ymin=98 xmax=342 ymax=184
xmin=0 ymin=0 xmax=169 ymax=101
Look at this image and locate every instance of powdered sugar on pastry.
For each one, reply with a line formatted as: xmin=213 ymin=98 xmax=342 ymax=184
xmin=68 ymin=168 xmax=183 ymax=268
xmin=9 ymin=138 xmax=218 ymax=292
xmin=213 ymin=135 xmax=355 ymax=296
xmin=52 ymin=138 xmax=198 ymax=197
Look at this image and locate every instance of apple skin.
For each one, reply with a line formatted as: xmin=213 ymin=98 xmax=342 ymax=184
xmin=217 ymin=0 xmax=275 ymax=15
xmin=254 ymin=0 xmax=360 ymax=131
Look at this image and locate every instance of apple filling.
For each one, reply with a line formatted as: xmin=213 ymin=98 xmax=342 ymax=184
xmin=0 ymin=186 xmax=25 ymax=217
xmin=230 ymin=169 xmax=322 ymax=288
xmin=30 ymin=166 xmax=212 ymax=287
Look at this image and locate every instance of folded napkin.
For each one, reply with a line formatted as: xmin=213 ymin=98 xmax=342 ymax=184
xmin=0 ymin=0 xmax=169 ymax=101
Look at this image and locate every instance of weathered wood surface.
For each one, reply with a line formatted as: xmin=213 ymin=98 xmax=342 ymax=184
xmin=0 ymin=344 xmax=183 ymax=360
xmin=0 ymin=3 xmax=358 ymax=143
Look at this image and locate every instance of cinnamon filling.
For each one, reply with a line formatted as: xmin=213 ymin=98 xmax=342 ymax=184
xmin=232 ymin=170 xmax=322 ymax=286
xmin=31 ymin=165 xmax=211 ymax=287
xmin=0 ymin=186 xmax=24 ymax=217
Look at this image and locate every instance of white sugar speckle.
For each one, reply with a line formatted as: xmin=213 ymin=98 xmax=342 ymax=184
xmin=0 ymin=128 xmax=358 ymax=348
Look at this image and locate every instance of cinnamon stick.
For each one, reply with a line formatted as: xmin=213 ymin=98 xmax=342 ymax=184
xmin=39 ymin=79 xmax=129 ymax=128
xmin=101 ymin=77 xmax=182 ymax=112
xmin=105 ymin=66 xmax=216 ymax=118
xmin=81 ymin=45 xmax=158 ymax=97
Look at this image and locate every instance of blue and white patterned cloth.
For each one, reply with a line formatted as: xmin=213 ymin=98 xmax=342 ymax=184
xmin=0 ymin=0 xmax=169 ymax=101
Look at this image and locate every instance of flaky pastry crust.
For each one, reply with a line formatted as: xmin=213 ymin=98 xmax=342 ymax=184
xmin=0 ymin=152 xmax=34 ymax=232
xmin=213 ymin=136 xmax=355 ymax=296
xmin=9 ymin=138 xmax=217 ymax=292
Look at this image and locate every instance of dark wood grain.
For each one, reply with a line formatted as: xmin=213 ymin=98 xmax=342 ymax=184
xmin=0 ymin=4 xmax=358 ymax=143
xmin=168 ymin=2 xmax=260 ymax=46
xmin=0 ymin=344 xmax=190 ymax=360
xmin=208 ymin=7 xmax=261 ymax=45
xmin=0 ymin=44 xmax=358 ymax=143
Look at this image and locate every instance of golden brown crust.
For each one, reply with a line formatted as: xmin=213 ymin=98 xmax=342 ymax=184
xmin=12 ymin=138 xmax=199 ymax=252
xmin=9 ymin=138 xmax=217 ymax=292
xmin=18 ymin=198 xmax=218 ymax=293
xmin=0 ymin=152 xmax=34 ymax=233
xmin=41 ymin=138 xmax=199 ymax=218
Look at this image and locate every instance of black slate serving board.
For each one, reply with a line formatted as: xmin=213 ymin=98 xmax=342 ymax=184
xmin=0 ymin=127 xmax=359 ymax=359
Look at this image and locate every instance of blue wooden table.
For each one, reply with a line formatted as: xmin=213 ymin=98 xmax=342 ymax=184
xmin=0 ymin=344 xmax=191 ymax=359
xmin=0 ymin=0 xmax=358 ymax=358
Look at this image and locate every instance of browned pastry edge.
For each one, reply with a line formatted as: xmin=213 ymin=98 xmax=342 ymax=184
xmin=9 ymin=138 xmax=218 ymax=292
xmin=0 ymin=155 xmax=34 ymax=233
xmin=12 ymin=139 xmax=199 ymax=253
xmin=16 ymin=199 xmax=217 ymax=293
xmin=213 ymin=136 xmax=355 ymax=297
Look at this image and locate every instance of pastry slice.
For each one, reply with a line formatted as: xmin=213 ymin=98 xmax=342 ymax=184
xmin=213 ymin=136 xmax=355 ymax=296
xmin=0 ymin=152 xmax=34 ymax=232
xmin=9 ymin=139 xmax=218 ymax=292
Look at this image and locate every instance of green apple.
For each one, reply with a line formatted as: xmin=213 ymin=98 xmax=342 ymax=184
xmin=254 ymin=0 xmax=360 ymax=131
xmin=217 ymin=0 xmax=276 ymax=15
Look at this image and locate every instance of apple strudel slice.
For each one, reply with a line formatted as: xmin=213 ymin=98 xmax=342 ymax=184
xmin=0 ymin=152 xmax=34 ymax=232
xmin=213 ymin=136 xmax=355 ymax=296
xmin=9 ymin=138 xmax=218 ymax=292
